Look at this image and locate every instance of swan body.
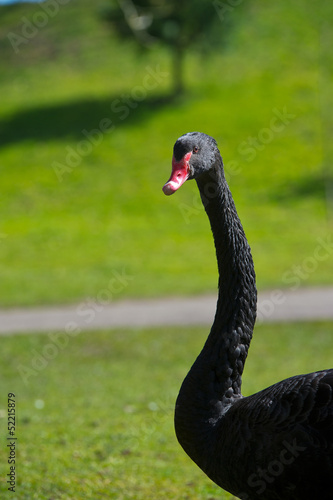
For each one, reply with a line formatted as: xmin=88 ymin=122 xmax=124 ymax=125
xmin=162 ymin=132 xmax=333 ymax=500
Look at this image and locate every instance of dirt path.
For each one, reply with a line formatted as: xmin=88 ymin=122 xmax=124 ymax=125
xmin=0 ymin=287 xmax=332 ymax=335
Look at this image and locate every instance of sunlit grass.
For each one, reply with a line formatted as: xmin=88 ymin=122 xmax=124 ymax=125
xmin=0 ymin=321 xmax=331 ymax=498
xmin=0 ymin=0 xmax=332 ymax=307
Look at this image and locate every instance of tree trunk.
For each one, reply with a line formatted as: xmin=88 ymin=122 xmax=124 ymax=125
xmin=172 ymin=43 xmax=185 ymax=95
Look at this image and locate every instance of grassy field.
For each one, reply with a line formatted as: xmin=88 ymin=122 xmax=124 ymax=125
xmin=0 ymin=321 xmax=332 ymax=499
xmin=0 ymin=3 xmax=332 ymax=499
xmin=0 ymin=0 xmax=332 ymax=307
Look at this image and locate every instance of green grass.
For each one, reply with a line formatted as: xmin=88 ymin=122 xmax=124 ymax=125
xmin=0 ymin=321 xmax=332 ymax=499
xmin=0 ymin=4 xmax=331 ymax=499
xmin=0 ymin=0 xmax=332 ymax=307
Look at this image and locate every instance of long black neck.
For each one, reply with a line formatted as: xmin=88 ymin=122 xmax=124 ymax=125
xmin=174 ymin=156 xmax=257 ymax=465
xmin=198 ymin=158 xmax=257 ymax=356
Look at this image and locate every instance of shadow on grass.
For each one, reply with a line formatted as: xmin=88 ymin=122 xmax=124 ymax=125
xmin=272 ymin=175 xmax=327 ymax=201
xmin=0 ymin=93 xmax=177 ymax=147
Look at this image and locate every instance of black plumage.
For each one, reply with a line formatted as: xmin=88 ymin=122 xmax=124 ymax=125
xmin=163 ymin=132 xmax=333 ymax=500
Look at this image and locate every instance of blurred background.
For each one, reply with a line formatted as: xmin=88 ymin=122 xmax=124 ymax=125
xmin=0 ymin=1 xmax=332 ymax=498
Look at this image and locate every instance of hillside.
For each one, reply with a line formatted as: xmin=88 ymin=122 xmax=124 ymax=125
xmin=0 ymin=0 xmax=111 ymax=68
xmin=0 ymin=0 xmax=332 ymax=306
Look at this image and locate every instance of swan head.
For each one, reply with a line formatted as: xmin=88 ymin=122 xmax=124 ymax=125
xmin=162 ymin=132 xmax=220 ymax=195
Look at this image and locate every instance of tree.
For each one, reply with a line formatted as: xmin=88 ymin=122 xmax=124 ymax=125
xmin=101 ymin=0 xmax=225 ymax=94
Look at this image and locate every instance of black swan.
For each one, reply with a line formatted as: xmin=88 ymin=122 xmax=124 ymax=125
xmin=162 ymin=132 xmax=333 ymax=500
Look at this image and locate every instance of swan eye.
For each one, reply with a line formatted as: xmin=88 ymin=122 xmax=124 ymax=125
xmin=193 ymin=146 xmax=199 ymax=153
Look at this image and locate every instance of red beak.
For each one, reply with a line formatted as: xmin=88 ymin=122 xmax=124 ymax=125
xmin=162 ymin=152 xmax=192 ymax=195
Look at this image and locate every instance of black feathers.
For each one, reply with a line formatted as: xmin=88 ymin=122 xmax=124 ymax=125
xmin=169 ymin=132 xmax=333 ymax=500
